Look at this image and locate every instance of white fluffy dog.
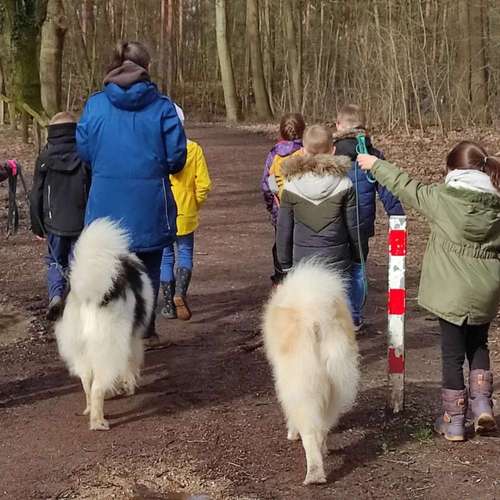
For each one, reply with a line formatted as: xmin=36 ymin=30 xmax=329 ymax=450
xmin=55 ymin=218 xmax=154 ymax=431
xmin=262 ymin=260 xmax=360 ymax=485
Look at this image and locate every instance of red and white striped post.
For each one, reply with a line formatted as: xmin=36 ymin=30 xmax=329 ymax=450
xmin=387 ymin=215 xmax=407 ymax=413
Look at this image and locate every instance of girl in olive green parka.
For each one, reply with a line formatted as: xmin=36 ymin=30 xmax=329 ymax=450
xmin=359 ymin=141 xmax=500 ymax=443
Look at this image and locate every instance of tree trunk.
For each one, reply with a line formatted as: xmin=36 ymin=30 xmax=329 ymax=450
xmin=177 ymin=0 xmax=184 ymax=89
xmin=262 ymin=0 xmax=273 ymax=111
xmin=284 ymin=0 xmax=302 ymax=111
xmin=215 ymin=0 xmax=239 ymax=122
xmin=3 ymin=0 xmax=46 ymax=113
xmin=40 ymin=0 xmax=67 ymax=117
xmin=469 ymin=0 xmax=489 ymax=123
xmin=166 ymin=0 xmax=174 ymax=94
xmin=454 ymin=0 xmax=470 ymax=120
xmin=246 ymin=0 xmax=272 ymax=120
xmin=159 ymin=0 xmax=167 ymax=92
xmin=455 ymin=0 xmax=489 ymax=124
xmin=81 ymin=0 xmax=94 ymax=45
xmin=158 ymin=0 xmax=174 ymax=94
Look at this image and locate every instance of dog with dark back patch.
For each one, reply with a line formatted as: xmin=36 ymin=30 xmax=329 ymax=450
xmin=55 ymin=218 xmax=154 ymax=430
xmin=262 ymin=260 xmax=360 ymax=484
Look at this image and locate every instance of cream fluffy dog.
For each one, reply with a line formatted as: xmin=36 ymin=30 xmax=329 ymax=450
xmin=55 ymin=218 xmax=154 ymax=431
xmin=262 ymin=260 xmax=360 ymax=485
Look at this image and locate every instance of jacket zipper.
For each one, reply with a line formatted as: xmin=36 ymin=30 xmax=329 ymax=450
xmin=162 ymin=180 xmax=171 ymax=231
xmin=47 ymin=184 xmax=53 ymax=219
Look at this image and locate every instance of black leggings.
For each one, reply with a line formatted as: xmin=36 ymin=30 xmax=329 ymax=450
xmin=440 ymin=319 xmax=490 ymax=390
xmin=271 ymin=228 xmax=285 ymax=284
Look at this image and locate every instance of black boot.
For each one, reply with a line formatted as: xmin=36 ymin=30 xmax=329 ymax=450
xmin=160 ymin=281 xmax=177 ymax=319
xmin=46 ymin=295 xmax=64 ymax=321
xmin=174 ymin=267 xmax=192 ymax=321
xmin=143 ymin=318 xmax=161 ymax=349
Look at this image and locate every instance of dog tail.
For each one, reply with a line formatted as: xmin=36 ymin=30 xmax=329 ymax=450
xmin=266 ymin=258 xmax=349 ymax=330
xmin=70 ymin=217 xmax=131 ymax=304
xmin=263 ymin=259 xmax=359 ymax=413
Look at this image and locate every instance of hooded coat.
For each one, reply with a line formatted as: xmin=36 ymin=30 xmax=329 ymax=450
xmin=276 ymin=154 xmax=363 ymax=274
xmin=30 ymin=123 xmax=90 ymax=238
xmin=170 ymin=139 xmax=212 ymax=236
xmin=260 ymin=139 xmax=303 ymax=226
xmin=77 ymin=61 xmax=187 ymax=252
xmin=371 ymin=160 xmax=500 ymax=325
xmin=333 ymin=128 xmax=404 ymax=239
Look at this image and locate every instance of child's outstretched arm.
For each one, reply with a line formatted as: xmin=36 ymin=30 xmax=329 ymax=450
xmin=358 ymin=155 xmax=439 ymax=220
xmin=376 ymin=183 xmax=405 ymax=216
xmin=276 ymin=194 xmax=294 ymax=272
xmin=194 ymin=144 xmax=212 ymax=206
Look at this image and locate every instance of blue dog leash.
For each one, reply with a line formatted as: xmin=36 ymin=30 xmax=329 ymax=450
xmin=352 ymin=134 xmax=376 ymax=308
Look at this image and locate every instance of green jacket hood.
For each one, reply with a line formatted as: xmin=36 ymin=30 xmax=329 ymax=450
xmin=444 ymin=186 xmax=500 ymax=243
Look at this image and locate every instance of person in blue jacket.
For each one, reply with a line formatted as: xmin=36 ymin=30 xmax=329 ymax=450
xmin=77 ymin=41 xmax=187 ymax=346
xmin=333 ymin=104 xmax=404 ymax=331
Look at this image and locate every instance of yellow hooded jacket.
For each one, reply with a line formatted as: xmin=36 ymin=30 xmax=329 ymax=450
xmin=170 ymin=140 xmax=212 ymax=236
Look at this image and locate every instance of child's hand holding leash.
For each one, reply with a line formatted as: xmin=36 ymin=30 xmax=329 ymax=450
xmin=357 ymin=154 xmax=378 ymax=170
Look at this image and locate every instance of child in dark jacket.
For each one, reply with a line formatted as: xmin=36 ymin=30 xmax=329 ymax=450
xmin=276 ymin=125 xmax=363 ymax=276
xmin=333 ymin=104 xmax=404 ymax=330
xmin=30 ymin=112 xmax=90 ymax=321
xmin=261 ymin=113 xmax=305 ymax=284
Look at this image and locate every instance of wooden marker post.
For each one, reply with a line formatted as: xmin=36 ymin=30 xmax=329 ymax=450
xmin=387 ymin=216 xmax=407 ymax=413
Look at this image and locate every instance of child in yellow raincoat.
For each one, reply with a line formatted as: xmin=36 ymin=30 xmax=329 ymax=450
xmin=160 ymin=107 xmax=212 ymax=320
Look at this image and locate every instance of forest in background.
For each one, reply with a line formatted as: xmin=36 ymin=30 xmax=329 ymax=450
xmin=0 ymin=0 xmax=499 ymax=138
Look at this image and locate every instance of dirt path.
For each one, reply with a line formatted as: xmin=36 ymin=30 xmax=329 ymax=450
xmin=0 ymin=125 xmax=499 ymax=499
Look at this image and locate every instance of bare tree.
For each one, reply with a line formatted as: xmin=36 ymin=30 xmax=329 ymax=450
xmin=283 ymin=0 xmax=302 ymax=111
xmin=215 ymin=0 xmax=239 ymax=122
xmin=246 ymin=0 xmax=272 ymax=120
xmin=40 ymin=0 xmax=67 ymax=116
xmin=2 ymin=0 xmax=498 ymax=129
xmin=3 ymin=0 xmax=46 ymax=112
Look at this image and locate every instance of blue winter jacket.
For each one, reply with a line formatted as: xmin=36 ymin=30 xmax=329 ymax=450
xmin=333 ymin=130 xmax=404 ymax=239
xmin=77 ymin=62 xmax=187 ymax=252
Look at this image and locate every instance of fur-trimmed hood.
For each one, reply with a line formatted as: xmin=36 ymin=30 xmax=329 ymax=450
xmin=282 ymin=154 xmax=352 ymax=204
xmin=281 ymin=153 xmax=352 ymax=179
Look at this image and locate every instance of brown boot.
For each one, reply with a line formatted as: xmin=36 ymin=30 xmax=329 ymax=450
xmin=434 ymin=388 xmax=467 ymax=442
xmin=174 ymin=267 xmax=192 ymax=321
xmin=469 ymin=370 xmax=497 ymax=434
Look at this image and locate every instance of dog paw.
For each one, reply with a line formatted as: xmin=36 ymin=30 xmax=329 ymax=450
xmin=81 ymin=406 xmax=90 ymax=416
xmin=287 ymin=430 xmax=300 ymax=441
xmin=303 ymin=473 xmax=327 ymax=485
xmin=304 ymin=465 xmax=327 ymax=485
xmin=90 ymin=419 xmax=110 ymax=431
